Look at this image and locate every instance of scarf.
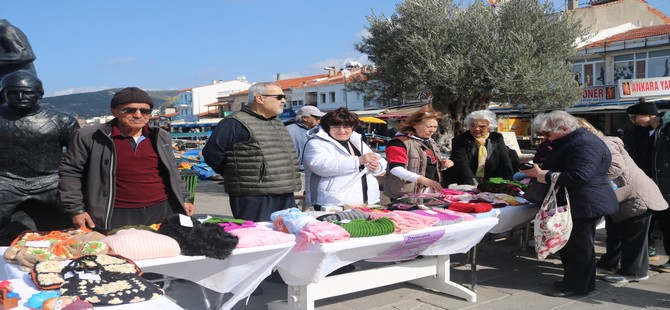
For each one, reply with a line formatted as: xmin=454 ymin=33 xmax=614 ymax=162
xmin=474 ymin=133 xmax=489 ymax=178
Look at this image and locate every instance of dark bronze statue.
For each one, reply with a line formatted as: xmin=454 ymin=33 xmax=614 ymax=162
xmin=0 ymin=71 xmax=79 ymax=245
xmin=0 ymin=19 xmax=37 ymax=81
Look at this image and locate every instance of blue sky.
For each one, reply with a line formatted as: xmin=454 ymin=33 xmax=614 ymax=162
xmin=4 ymin=0 xmax=670 ymax=97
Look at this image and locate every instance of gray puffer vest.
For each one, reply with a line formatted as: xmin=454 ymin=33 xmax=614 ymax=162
xmin=223 ymin=109 xmax=301 ymax=195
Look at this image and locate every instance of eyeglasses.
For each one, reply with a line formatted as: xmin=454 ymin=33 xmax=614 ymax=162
xmin=331 ymin=125 xmax=353 ymax=131
xmin=119 ymin=107 xmax=152 ymax=115
xmin=260 ymin=94 xmax=287 ymax=100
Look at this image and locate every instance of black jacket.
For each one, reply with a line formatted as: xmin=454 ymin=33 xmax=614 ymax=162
xmin=444 ymin=131 xmax=514 ymax=185
xmin=541 ymin=128 xmax=618 ymax=219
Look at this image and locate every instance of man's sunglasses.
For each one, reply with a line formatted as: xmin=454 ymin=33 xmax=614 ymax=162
xmin=119 ymin=107 xmax=152 ymax=115
xmin=261 ymin=94 xmax=287 ymax=100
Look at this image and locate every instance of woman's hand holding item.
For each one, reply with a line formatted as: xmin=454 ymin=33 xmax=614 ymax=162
xmin=359 ymin=152 xmax=379 ymax=165
xmin=418 ymin=176 xmax=443 ymax=193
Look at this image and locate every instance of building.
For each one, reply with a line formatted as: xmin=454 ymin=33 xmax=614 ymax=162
xmin=176 ymin=77 xmax=251 ymax=120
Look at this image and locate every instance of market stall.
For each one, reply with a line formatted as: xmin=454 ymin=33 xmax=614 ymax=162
xmin=1 ymin=241 xmax=295 ymax=310
xmin=268 ymin=217 xmax=498 ymax=310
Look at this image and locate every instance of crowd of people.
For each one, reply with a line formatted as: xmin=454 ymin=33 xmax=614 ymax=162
xmin=1 ymin=75 xmax=668 ymax=299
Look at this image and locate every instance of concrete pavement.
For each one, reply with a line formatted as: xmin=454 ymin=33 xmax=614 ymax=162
xmin=162 ymin=179 xmax=670 ymax=310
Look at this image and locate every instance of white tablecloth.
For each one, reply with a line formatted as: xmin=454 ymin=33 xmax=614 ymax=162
xmin=275 ymin=217 xmax=498 ymax=286
xmin=3 ymin=274 xmax=183 ymax=310
xmin=488 ymin=203 xmax=538 ymax=234
xmin=2 ymin=240 xmax=295 ymax=310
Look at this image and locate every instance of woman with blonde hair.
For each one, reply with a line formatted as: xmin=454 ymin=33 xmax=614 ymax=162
xmin=383 ymin=106 xmax=453 ymax=199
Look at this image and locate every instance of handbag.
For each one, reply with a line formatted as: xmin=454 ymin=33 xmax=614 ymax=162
xmin=533 ymin=173 xmax=572 ymax=260
xmin=523 ymin=178 xmax=550 ymax=204
xmin=58 ymin=255 xmax=163 ymax=305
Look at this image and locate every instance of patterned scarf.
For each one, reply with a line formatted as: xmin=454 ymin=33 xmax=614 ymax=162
xmin=474 ymin=133 xmax=489 ymax=178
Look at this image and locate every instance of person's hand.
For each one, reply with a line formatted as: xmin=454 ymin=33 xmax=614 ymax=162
xmin=368 ymin=161 xmax=380 ymax=171
xmin=418 ymin=176 xmax=443 ymax=193
xmin=72 ymin=212 xmax=95 ymax=229
xmin=440 ymin=159 xmax=454 ymax=170
xmin=184 ymin=202 xmax=196 ymax=216
xmin=520 ymin=163 xmax=541 ymax=178
xmin=359 ymin=152 xmax=379 ymax=165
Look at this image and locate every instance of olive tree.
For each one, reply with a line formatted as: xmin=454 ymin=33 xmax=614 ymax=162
xmin=352 ymin=0 xmax=586 ymax=148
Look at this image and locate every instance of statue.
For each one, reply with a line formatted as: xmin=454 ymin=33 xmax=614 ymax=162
xmin=0 ymin=19 xmax=37 ymax=81
xmin=0 ymin=71 xmax=79 ymax=245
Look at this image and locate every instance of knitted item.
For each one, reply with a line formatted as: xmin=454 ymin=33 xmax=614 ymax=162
xmin=295 ymin=221 xmax=350 ymax=250
xmin=317 ymin=209 xmax=370 ymax=223
xmin=448 ymin=202 xmax=493 ymax=213
xmin=431 ymin=207 xmax=476 ymax=221
xmin=337 ymin=218 xmax=395 ymax=237
xmin=414 ymin=210 xmax=464 ymax=225
xmin=103 ymin=229 xmax=180 ymax=261
xmin=369 ymin=211 xmax=438 ymax=233
xmin=217 ymin=221 xmax=256 ymax=232
xmin=203 ymin=217 xmax=247 ymax=225
xmin=476 ymin=182 xmax=522 ymax=196
xmin=228 ymin=226 xmax=296 ymax=248
xmin=110 ymin=87 xmax=154 ymax=108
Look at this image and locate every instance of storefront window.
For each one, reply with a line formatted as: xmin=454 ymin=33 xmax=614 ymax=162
xmin=647 ymin=56 xmax=670 ymax=77
xmin=613 ymin=61 xmax=634 ymax=82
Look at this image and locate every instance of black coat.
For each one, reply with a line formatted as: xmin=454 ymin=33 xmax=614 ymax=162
xmin=541 ymin=128 xmax=619 ymax=219
xmin=444 ymin=131 xmax=514 ymax=185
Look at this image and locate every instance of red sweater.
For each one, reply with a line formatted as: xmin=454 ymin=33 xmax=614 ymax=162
xmin=112 ymin=125 xmax=168 ymax=208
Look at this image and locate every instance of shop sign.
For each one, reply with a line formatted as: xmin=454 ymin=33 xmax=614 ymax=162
xmin=619 ymin=77 xmax=670 ymax=99
xmin=576 ymin=86 xmax=618 ymax=105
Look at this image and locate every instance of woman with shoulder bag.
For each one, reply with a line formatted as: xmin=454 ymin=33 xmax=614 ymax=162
xmin=521 ymin=111 xmax=618 ymax=298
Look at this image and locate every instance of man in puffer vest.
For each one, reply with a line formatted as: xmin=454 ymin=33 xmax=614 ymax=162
xmin=203 ymin=82 xmax=301 ymax=222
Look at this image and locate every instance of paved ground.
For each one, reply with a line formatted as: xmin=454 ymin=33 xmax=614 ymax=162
xmin=162 ymin=179 xmax=670 ymax=310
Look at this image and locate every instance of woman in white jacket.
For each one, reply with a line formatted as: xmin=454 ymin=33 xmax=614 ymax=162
xmin=303 ymin=108 xmax=387 ymax=208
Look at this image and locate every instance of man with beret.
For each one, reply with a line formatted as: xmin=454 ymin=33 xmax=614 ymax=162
xmin=203 ymin=82 xmax=301 ymax=222
xmin=286 ymin=105 xmax=326 ymax=171
xmin=625 ymin=97 xmax=670 ymax=273
xmin=0 ymin=71 xmax=79 ymax=245
xmin=59 ymin=87 xmax=195 ymax=231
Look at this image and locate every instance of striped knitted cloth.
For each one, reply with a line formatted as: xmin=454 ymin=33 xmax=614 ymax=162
xmin=336 ymin=218 xmax=396 ymax=237
xmin=413 ymin=210 xmax=464 ymax=226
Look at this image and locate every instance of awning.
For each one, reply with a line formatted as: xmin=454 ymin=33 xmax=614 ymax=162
xmin=359 ymin=116 xmax=387 ymax=124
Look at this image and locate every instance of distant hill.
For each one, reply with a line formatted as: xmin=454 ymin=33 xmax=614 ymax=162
xmin=40 ymin=89 xmax=179 ymax=119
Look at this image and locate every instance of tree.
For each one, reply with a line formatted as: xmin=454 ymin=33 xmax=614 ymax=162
xmin=352 ymin=0 xmax=586 ymax=149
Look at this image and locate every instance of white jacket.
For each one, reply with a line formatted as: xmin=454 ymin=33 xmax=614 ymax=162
xmin=303 ymin=126 xmax=387 ymax=206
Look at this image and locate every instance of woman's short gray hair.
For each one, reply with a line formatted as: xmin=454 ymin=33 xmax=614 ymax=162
xmin=533 ymin=110 xmax=578 ymax=133
xmin=247 ymin=82 xmax=280 ymax=103
xmin=464 ymin=109 xmax=497 ymax=131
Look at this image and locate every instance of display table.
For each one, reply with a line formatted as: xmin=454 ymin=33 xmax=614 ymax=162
xmin=3 ymin=274 xmax=183 ymax=310
xmin=489 ymin=203 xmax=537 ymax=234
xmin=269 ymin=217 xmax=498 ymax=310
xmin=2 ymin=240 xmax=295 ymax=310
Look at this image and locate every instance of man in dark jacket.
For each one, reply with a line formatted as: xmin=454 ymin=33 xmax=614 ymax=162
xmin=202 ymin=82 xmax=301 ymax=222
xmin=0 ymin=71 xmax=79 ymax=245
xmin=625 ymin=98 xmax=670 ymax=272
xmin=59 ymin=87 xmax=195 ymax=231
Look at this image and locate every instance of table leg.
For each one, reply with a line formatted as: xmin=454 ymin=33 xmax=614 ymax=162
xmin=408 ymin=255 xmax=477 ymax=302
xmin=470 ymin=245 xmax=477 ymax=292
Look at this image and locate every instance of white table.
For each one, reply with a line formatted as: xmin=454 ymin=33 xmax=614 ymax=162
xmin=488 ymin=204 xmax=538 ymax=234
xmin=2 ymin=241 xmax=295 ymax=310
xmin=269 ymin=217 xmax=498 ymax=310
xmin=3 ymin=274 xmax=183 ymax=310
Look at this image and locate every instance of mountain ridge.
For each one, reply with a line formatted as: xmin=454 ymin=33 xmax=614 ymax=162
xmin=40 ymin=89 xmax=179 ymax=119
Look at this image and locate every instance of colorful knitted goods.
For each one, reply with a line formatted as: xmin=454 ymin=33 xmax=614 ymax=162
xmin=439 ymin=188 xmax=465 ymax=196
xmin=448 ymin=202 xmax=493 ymax=213
xmin=317 ymin=209 xmax=370 ymax=223
xmin=368 ymin=211 xmax=439 ymax=233
xmin=217 ymin=220 xmax=256 ymax=232
xmin=476 ymin=181 xmax=522 ymax=196
xmin=413 ymin=210 xmax=464 ymax=225
xmin=203 ymin=217 xmax=247 ymax=225
xmin=431 ymin=207 xmax=476 ymax=221
xmin=102 ymin=229 xmax=180 ymax=261
xmin=228 ymin=226 xmax=296 ymax=248
xmin=336 ymin=218 xmax=395 ymax=237
xmin=295 ymin=221 xmax=350 ymax=250
xmin=447 ymin=184 xmax=477 ymax=192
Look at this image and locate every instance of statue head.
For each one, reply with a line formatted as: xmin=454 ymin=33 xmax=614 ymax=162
xmin=0 ymin=71 xmax=44 ymax=112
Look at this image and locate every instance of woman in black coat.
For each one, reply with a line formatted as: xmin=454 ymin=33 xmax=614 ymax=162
xmin=522 ymin=111 xmax=618 ymax=297
xmin=444 ymin=109 xmax=514 ymax=185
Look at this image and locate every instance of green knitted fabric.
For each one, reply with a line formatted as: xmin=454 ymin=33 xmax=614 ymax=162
xmin=337 ymin=218 xmax=396 ymax=237
xmin=203 ymin=217 xmax=246 ymax=224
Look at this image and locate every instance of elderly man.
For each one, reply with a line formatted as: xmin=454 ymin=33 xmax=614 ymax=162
xmin=203 ymin=82 xmax=301 ymax=221
xmin=286 ymin=105 xmax=325 ymax=170
xmin=59 ymin=87 xmax=195 ymax=231
xmin=0 ymin=71 xmax=79 ymax=245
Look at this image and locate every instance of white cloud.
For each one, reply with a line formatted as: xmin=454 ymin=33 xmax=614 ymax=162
xmin=50 ymin=86 xmax=112 ymax=97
